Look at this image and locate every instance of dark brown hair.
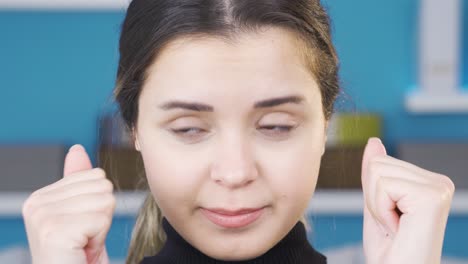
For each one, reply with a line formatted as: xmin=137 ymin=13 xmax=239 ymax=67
xmin=113 ymin=1 xmax=340 ymax=263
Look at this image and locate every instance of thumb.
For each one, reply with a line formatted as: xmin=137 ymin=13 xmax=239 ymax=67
xmin=361 ymin=137 xmax=390 ymax=236
xmin=63 ymin=144 xmax=93 ymax=177
xmin=361 ymin=137 xmax=387 ymax=222
xmin=361 ymin=137 xmax=387 ymax=194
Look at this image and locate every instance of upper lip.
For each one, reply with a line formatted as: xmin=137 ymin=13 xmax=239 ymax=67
xmin=204 ymin=207 xmax=265 ymax=216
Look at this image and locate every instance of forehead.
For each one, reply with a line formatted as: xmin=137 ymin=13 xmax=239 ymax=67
xmin=142 ymin=27 xmax=320 ymax=104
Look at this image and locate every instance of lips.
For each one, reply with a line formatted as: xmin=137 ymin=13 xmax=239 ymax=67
xmin=206 ymin=208 xmax=263 ymax=215
xmin=201 ymin=207 xmax=265 ymax=228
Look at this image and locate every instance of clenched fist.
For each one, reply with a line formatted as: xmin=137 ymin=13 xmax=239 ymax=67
xmin=22 ymin=144 xmax=116 ymax=264
xmin=362 ymin=138 xmax=455 ymax=264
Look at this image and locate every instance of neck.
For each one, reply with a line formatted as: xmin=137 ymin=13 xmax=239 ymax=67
xmin=140 ymin=217 xmax=327 ymax=264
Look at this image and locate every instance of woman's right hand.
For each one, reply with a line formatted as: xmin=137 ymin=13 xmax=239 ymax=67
xmin=22 ymin=144 xmax=116 ymax=264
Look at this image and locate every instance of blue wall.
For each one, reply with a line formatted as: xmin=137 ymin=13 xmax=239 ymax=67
xmin=1 ymin=1 xmax=467 ymax=163
xmin=464 ymin=0 xmax=468 ymax=85
xmin=0 ymin=11 xmax=124 ymax=164
xmin=322 ymin=0 xmax=468 ymax=155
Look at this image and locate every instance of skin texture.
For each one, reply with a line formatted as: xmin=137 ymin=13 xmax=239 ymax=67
xmin=21 ymin=27 xmax=454 ymax=264
xmin=362 ymin=138 xmax=455 ymax=264
xmin=133 ymin=28 xmax=327 ymax=260
xmin=23 ymin=145 xmax=114 ymax=264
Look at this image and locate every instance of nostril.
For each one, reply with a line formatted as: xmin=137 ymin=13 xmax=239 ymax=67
xmin=210 ymin=166 xmax=258 ymax=188
xmin=210 ymin=143 xmax=258 ymax=187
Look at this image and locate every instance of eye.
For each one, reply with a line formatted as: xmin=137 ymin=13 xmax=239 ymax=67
xmin=170 ymin=127 xmax=206 ymax=136
xmin=258 ymin=125 xmax=295 ymax=137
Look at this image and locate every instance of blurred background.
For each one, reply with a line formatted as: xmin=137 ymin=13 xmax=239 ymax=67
xmin=0 ymin=0 xmax=467 ymax=263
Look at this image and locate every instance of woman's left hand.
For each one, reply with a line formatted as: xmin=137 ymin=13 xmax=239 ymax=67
xmin=361 ymin=137 xmax=455 ymax=264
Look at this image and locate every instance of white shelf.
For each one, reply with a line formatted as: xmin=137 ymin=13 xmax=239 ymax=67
xmin=0 ymin=0 xmax=129 ymax=10
xmin=405 ymin=90 xmax=468 ymax=113
xmin=0 ymin=191 xmax=145 ymax=217
xmin=1 ymin=190 xmax=467 ymax=217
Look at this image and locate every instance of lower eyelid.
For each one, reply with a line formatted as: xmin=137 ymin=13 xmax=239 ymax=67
xmin=171 ymin=127 xmax=204 ymax=133
xmin=259 ymin=124 xmax=296 ymax=129
xmin=259 ymin=127 xmax=290 ymax=131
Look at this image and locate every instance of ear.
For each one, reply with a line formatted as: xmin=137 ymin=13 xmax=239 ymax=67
xmin=132 ymin=127 xmax=141 ymax=151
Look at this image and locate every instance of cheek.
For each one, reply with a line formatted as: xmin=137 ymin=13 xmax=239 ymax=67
xmin=140 ymin=143 xmax=207 ymax=208
xmin=259 ymin=132 xmax=324 ymax=204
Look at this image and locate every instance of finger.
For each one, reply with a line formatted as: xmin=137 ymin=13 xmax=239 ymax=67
xmin=38 ymin=193 xmax=116 ymax=217
xmin=85 ymin=230 xmax=111 ymax=263
xmin=63 ymin=144 xmax=93 ymax=177
xmin=362 ymin=137 xmax=387 ymax=194
xmin=45 ymin=212 xmax=112 ymax=250
xmin=31 ymin=178 xmax=113 ymax=207
xmin=375 ymin=176 xmax=446 ymax=235
xmin=361 ymin=137 xmax=387 ymax=219
xmin=375 ymin=176 xmax=407 ymax=235
xmin=370 ymin=155 xmax=445 ymax=184
xmin=369 ymin=160 xmax=433 ymax=185
xmin=363 ymin=197 xmax=392 ymax=239
xmin=33 ymin=168 xmax=106 ymax=196
xmin=380 ymin=175 xmax=453 ymax=215
xmin=376 ymin=176 xmax=452 ymax=261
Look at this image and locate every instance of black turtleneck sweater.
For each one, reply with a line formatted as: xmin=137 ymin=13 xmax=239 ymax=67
xmin=140 ymin=218 xmax=327 ymax=264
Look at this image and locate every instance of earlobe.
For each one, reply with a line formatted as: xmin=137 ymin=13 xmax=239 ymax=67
xmin=134 ymin=138 xmax=141 ymax=151
xmin=132 ymin=128 xmax=141 ymax=151
xmin=322 ymin=121 xmax=329 ymax=156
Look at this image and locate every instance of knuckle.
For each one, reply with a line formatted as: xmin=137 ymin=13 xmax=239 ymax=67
xmin=439 ymin=174 xmax=455 ymax=194
xmin=22 ymin=195 xmax=42 ymax=218
xmin=92 ymin=212 xmax=112 ymax=229
xmin=102 ymin=194 xmax=116 ymax=214
xmin=98 ymin=212 xmax=112 ymax=226
xmin=92 ymin=212 xmax=105 ymax=223
xmin=103 ymin=193 xmax=116 ymax=207
xmin=101 ymin=178 xmax=114 ymax=193
xmin=93 ymin=167 xmax=107 ymax=179
xmin=22 ymin=197 xmax=35 ymax=217
xmin=426 ymin=183 xmax=453 ymax=208
xmin=29 ymin=206 xmax=47 ymax=227
xmin=429 ymin=174 xmax=455 ymax=197
xmin=29 ymin=189 xmax=42 ymax=197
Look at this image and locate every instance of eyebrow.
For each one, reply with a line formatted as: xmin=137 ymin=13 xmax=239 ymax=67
xmin=158 ymin=95 xmax=305 ymax=112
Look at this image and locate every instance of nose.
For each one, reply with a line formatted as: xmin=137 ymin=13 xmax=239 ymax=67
xmin=210 ymin=134 xmax=259 ymax=189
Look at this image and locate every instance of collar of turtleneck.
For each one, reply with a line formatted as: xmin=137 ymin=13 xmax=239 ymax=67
xmin=139 ymin=217 xmax=327 ymax=264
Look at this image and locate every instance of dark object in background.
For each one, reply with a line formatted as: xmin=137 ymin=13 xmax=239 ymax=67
xmin=0 ymin=145 xmax=65 ymax=191
xmin=98 ymin=146 xmax=146 ymax=190
xmin=317 ymin=146 xmax=365 ymax=189
xmin=398 ymin=142 xmax=468 ymax=188
xmin=98 ymin=112 xmax=146 ymax=190
xmin=99 ymin=112 xmax=133 ymax=148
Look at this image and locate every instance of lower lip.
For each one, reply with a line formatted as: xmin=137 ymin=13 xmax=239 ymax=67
xmin=201 ymin=208 xmax=264 ymax=228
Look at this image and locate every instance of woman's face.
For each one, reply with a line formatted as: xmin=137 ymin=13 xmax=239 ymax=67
xmin=134 ymin=27 xmax=328 ymax=261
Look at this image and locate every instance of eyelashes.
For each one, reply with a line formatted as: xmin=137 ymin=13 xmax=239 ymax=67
xmin=257 ymin=125 xmax=295 ymax=134
xmin=170 ymin=125 xmax=296 ymax=140
xmin=170 ymin=127 xmax=205 ymax=136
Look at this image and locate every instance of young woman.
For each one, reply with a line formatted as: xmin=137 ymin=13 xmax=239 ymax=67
xmin=22 ymin=0 xmax=455 ymax=263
